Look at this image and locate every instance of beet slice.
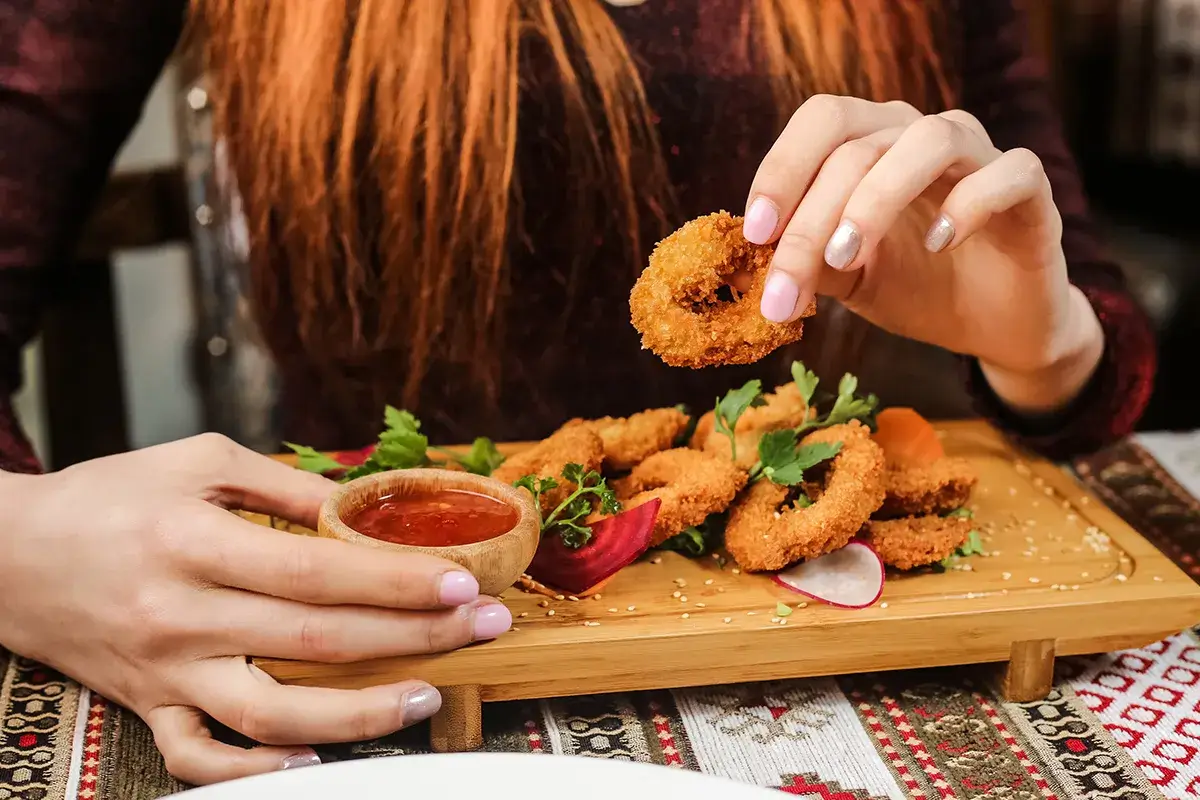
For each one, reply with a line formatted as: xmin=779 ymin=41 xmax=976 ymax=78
xmin=527 ymin=499 xmax=662 ymax=595
xmin=772 ymin=541 xmax=885 ymax=609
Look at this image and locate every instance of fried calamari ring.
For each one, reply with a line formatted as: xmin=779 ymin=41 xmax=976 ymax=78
xmin=612 ymin=448 xmax=748 ymax=546
xmin=725 ymin=422 xmax=886 ymax=572
xmin=690 ymin=382 xmax=812 ymax=469
xmin=493 ymin=425 xmax=605 ymax=514
xmin=863 ymin=515 xmax=972 ymax=570
xmin=630 ymin=211 xmax=816 ymax=368
xmin=877 ymin=458 xmax=977 ymax=518
xmin=563 ymin=407 xmax=690 ymax=472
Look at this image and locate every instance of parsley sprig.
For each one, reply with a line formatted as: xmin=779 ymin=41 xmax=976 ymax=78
xmin=659 ymin=512 xmax=726 ymax=557
xmin=748 ymin=429 xmax=842 ymax=486
xmin=712 ymin=380 xmax=767 ymax=462
xmin=514 ymin=464 xmax=622 ymax=549
xmin=285 ymin=406 xmax=504 ymax=481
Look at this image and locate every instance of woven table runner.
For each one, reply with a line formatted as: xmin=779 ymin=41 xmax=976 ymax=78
xmin=3 ymin=434 xmax=1199 ymax=800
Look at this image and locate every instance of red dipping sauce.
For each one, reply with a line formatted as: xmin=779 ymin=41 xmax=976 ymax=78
xmin=346 ymin=489 xmax=518 ymax=547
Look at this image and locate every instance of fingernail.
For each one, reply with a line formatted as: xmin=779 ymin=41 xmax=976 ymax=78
xmin=760 ymin=271 xmax=800 ymax=323
xmin=743 ymin=197 xmax=779 ymax=245
xmin=401 ymin=685 xmax=442 ymax=724
xmin=471 ymin=602 xmax=512 ymax=641
xmin=824 ymin=221 xmax=862 ymax=270
xmin=925 ymin=214 xmax=955 ymax=252
xmin=438 ymin=571 xmax=480 ymax=606
xmin=280 ymin=750 xmax=321 ymax=770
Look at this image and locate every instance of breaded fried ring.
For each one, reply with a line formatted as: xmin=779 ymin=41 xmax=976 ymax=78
xmin=725 ymin=422 xmax=886 ymax=572
xmin=493 ymin=425 xmax=605 ymax=514
xmin=690 ymin=383 xmax=810 ymax=469
xmin=877 ymin=458 xmax=977 ymax=518
xmin=612 ymin=448 xmax=748 ymax=546
xmin=630 ymin=211 xmax=816 ymax=368
xmin=864 ymin=515 xmax=973 ymax=570
xmin=563 ymin=407 xmax=689 ymax=472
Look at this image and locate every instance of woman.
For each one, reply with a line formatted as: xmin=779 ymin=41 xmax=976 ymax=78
xmin=0 ymin=0 xmax=1154 ymax=786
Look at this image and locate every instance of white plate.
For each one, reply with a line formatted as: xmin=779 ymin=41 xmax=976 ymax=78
xmin=178 ymin=753 xmax=777 ymax=799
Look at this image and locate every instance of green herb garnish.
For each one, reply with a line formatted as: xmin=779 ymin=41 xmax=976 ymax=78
xmin=775 ymin=602 xmax=793 ymax=617
xmin=286 ymin=406 xmax=505 ymax=481
xmin=750 ymin=429 xmax=842 ymax=486
xmin=659 ymin=513 xmax=726 ymax=557
xmin=712 ymin=380 xmax=766 ymax=462
xmin=514 ymin=463 xmax=621 ymax=549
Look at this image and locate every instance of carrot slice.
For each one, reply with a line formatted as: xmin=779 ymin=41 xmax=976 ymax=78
xmin=873 ymin=407 xmax=943 ymax=467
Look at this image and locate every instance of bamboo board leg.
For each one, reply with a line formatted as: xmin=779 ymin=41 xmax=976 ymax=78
xmin=1003 ymin=640 xmax=1056 ymax=702
xmin=430 ymin=686 xmax=483 ymax=753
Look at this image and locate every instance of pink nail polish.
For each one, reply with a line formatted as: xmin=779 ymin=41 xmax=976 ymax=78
xmin=280 ymin=750 xmax=321 ymax=770
xmin=760 ymin=271 xmax=799 ymax=323
xmin=472 ymin=602 xmax=513 ymax=641
xmin=438 ymin=571 xmax=479 ymax=606
xmin=743 ymin=198 xmax=779 ymax=245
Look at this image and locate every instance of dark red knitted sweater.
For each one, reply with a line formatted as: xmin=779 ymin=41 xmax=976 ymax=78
xmin=0 ymin=0 xmax=1155 ymax=474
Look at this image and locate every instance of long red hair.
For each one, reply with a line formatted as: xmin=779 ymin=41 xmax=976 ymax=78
xmin=189 ymin=0 xmax=952 ymax=405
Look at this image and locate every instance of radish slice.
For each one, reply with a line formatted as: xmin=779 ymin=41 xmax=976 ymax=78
xmin=527 ymin=498 xmax=662 ymax=595
xmin=772 ymin=541 xmax=885 ymax=609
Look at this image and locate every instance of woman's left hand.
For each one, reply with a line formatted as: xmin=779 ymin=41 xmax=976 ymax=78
xmin=743 ymin=94 xmax=1104 ymax=414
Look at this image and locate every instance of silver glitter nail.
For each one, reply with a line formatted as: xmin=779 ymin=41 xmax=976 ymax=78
xmin=824 ymin=221 xmax=862 ymax=270
xmin=280 ymin=751 xmax=321 ymax=770
xmin=925 ymin=215 xmax=955 ymax=252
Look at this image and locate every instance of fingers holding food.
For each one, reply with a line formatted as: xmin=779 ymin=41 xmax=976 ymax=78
xmin=613 ymin=448 xmax=748 ymax=546
xmin=629 ymin=212 xmax=816 ymax=368
xmin=726 ymin=422 xmax=886 ymax=572
xmin=565 ymin=407 xmax=690 ymax=471
xmin=878 ymin=458 xmax=977 ymax=518
xmin=864 ymin=515 xmax=973 ymax=571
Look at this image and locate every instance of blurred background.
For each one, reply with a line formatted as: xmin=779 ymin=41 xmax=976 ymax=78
xmin=12 ymin=0 xmax=1200 ymax=470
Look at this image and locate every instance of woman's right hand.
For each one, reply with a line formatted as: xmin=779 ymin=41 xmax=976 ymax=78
xmin=0 ymin=433 xmax=512 ymax=785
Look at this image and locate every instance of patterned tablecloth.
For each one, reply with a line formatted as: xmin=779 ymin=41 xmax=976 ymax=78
xmin=3 ymin=433 xmax=1200 ymax=800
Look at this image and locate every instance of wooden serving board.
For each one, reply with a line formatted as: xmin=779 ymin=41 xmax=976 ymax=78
xmin=249 ymin=420 xmax=1200 ymax=753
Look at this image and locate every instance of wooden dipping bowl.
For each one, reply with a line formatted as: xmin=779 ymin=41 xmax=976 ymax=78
xmin=317 ymin=469 xmax=540 ymax=596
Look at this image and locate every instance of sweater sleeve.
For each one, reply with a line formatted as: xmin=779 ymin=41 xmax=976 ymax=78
xmin=0 ymin=0 xmax=185 ymax=472
xmin=956 ymin=0 xmax=1157 ymax=459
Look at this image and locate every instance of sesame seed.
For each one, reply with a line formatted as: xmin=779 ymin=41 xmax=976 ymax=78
xmin=1071 ymin=585 xmax=1080 ymax=590
xmin=650 ymin=557 xmax=662 ymax=565
xmin=704 ymin=579 xmax=714 ymax=585
xmin=592 ymin=594 xmax=602 ymax=600
xmin=747 ymin=611 xmax=756 ymax=616
xmin=518 ymin=612 xmax=528 ymax=618
xmin=797 ymin=602 xmax=808 ymax=609
xmin=554 ymin=594 xmax=565 ymax=601
xmin=1081 ymin=572 xmax=1089 ymax=578
xmin=672 ymin=591 xmax=681 ymax=598
xmin=1154 ymin=576 xmax=1163 ymax=582
xmin=1002 ymin=572 xmax=1012 ymax=580
xmin=608 ymin=608 xmax=618 ymax=613
xmin=674 ymin=578 xmax=687 ymax=587
xmin=547 ymin=609 xmax=556 ymax=616
xmin=732 ymin=568 xmax=742 ymax=575
xmin=880 ymin=602 xmax=889 ymax=609
xmin=962 ymin=564 xmax=974 ymax=572
xmin=778 ymin=619 xmax=788 ymax=626
xmin=717 ymin=587 xmax=726 ymax=593
xmin=770 ymin=617 xmax=781 ymax=623
xmin=1029 ymin=577 xmax=1041 ymax=584
xmin=1115 ymin=574 xmax=1128 ymax=582
xmin=1051 ymin=584 xmax=1061 ymax=590
xmin=627 ymin=605 xmax=637 ymax=611
xmin=696 ymin=602 xmax=706 ymax=608
xmin=681 ymin=613 xmax=690 ymax=619
xmin=680 ymin=596 xmax=688 ymax=602
xmin=567 ymin=596 xmax=579 ymax=602
xmin=512 ymin=627 xmax=521 ymax=632
xmin=723 ymin=617 xmax=732 ymax=624
xmin=539 ymin=600 xmax=549 ymax=608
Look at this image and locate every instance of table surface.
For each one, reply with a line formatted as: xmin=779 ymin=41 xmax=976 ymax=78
xmin=3 ymin=432 xmax=1199 ymax=799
